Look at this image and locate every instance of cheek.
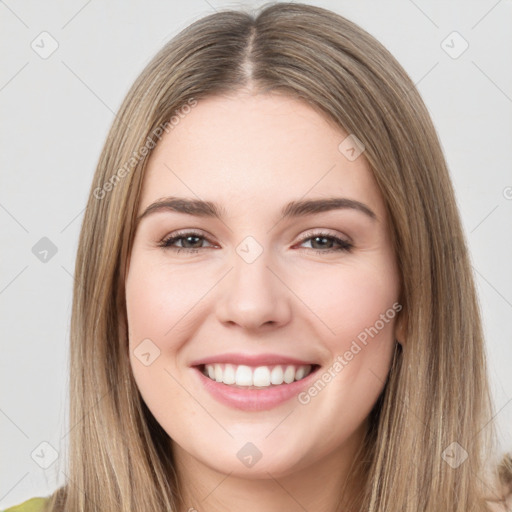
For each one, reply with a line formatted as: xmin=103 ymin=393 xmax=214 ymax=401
xmin=125 ymin=256 xmax=186 ymax=381
xmin=302 ymin=260 xmax=400 ymax=346
xmin=125 ymin=256 xmax=208 ymax=344
xmin=125 ymin=254 xmax=222 ymax=415
xmin=125 ymin=257 xmax=204 ymax=431
xmin=293 ymin=261 xmax=400 ymax=419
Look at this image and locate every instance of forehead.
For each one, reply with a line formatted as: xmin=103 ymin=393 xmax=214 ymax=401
xmin=139 ymin=92 xmax=386 ymax=219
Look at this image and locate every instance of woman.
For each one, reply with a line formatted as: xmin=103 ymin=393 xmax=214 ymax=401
xmin=5 ymin=3 xmax=511 ymax=511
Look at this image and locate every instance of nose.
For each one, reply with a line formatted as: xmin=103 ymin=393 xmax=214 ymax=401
xmin=215 ymin=245 xmax=292 ymax=331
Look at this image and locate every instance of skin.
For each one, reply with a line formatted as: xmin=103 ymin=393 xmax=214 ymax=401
xmin=125 ymin=89 xmax=402 ymax=512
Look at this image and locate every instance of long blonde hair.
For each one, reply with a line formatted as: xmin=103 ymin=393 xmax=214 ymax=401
xmin=46 ymin=3 xmax=510 ymax=511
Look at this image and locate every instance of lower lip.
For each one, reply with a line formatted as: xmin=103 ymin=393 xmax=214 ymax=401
xmin=192 ymin=366 xmax=320 ymax=412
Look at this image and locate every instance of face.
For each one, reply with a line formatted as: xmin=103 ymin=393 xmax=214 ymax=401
xmin=125 ymin=91 xmax=401 ymax=479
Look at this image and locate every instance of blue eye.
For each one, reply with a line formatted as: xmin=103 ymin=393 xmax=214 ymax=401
xmin=158 ymin=231 xmax=353 ymax=254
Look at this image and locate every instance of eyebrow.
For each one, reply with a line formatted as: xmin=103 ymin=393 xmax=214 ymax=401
xmin=136 ymin=196 xmax=377 ymax=225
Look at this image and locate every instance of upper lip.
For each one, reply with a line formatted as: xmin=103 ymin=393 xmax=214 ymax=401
xmin=190 ymin=353 xmax=318 ymax=367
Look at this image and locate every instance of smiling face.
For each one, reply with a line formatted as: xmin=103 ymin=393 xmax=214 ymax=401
xmin=125 ymin=90 xmax=401 ymax=480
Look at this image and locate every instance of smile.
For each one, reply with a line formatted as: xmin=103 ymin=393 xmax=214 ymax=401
xmin=201 ymin=363 xmax=315 ymax=388
xmin=192 ymin=362 xmax=321 ymax=411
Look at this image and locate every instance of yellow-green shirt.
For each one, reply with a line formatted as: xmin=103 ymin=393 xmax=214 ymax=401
xmin=1 ymin=497 xmax=49 ymax=512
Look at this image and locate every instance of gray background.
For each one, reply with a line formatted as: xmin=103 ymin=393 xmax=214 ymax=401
xmin=1 ymin=0 xmax=511 ymax=507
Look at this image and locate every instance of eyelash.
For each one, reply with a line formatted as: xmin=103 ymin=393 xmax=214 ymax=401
xmin=158 ymin=230 xmax=353 ymax=255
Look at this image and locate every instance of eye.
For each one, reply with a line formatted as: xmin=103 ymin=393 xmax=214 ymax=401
xmin=295 ymin=231 xmax=353 ymax=254
xmin=158 ymin=230 xmax=353 ymax=255
xmin=158 ymin=230 xmax=215 ymax=253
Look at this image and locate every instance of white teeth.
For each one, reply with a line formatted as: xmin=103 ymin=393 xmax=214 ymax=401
xmin=270 ymin=366 xmax=284 ymax=385
xmin=283 ymin=365 xmax=295 ymax=384
xmin=253 ymin=366 xmax=270 ymax=387
xmin=202 ymin=363 xmax=313 ymax=387
xmin=295 ymin=366 xmax=305 ymax=380
xmin=235 ymin=365 xmax=253 ymax=386
xmin=222 ymin=364 xmax=236 ymax=385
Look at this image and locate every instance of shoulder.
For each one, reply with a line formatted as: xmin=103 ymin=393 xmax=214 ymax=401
xmin=1 ymin=497 xmax=49 ymax=512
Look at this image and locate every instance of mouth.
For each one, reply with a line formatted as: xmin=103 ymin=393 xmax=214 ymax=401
xmin=192 ymin=362 xmax=322 ymax=411
xmin=195 ymin=363 xmax=321 ymax=389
